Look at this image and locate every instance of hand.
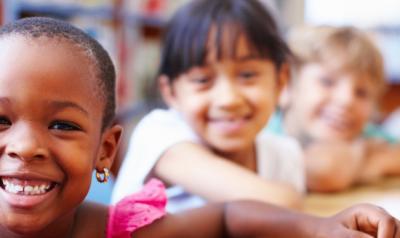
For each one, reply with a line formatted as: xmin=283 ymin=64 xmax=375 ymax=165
xmin=313 ymin=203 xmax=400 ymax=238
xmin=304 ymin=140 xmax=365 ymax=192
xmin=358 ymin=140 xmax=400 ymax=180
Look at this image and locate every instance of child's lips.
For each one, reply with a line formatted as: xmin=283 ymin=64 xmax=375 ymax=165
xmin=0 ymin=175 xmax=59 ymax=209
xmin=209 ymin=116 xmax=251 ymax=134
xmin=1 ymin=177 xmax=55 ymax=195
xmin=320 ymin=112 xmax=353 ymax=131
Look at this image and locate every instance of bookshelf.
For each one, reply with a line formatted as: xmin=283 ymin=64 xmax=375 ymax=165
xmin=3 ymin=0 xmax=114 ymax=21
xmin=1 ymin=0 xmax=176 ymax=110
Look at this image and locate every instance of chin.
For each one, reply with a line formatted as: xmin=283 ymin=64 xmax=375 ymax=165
xmin=4 ymin=214 xmax=49 ymax=236
xmin=317 ymin=130 xmax=355 ymax=141
xmin=212 ymin=140 xmax=250 ymax=154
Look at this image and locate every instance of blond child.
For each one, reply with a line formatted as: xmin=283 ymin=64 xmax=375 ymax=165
xmin=1 ymin=16 xmax=399 ymax=238
xmin=270 ymin=25 xmax=400 ymax=192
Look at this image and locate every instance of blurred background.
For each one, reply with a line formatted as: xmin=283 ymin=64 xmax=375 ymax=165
xmin=1 ymin=0 xmax=399 ymax=169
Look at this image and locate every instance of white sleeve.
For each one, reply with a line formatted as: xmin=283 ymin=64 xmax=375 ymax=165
xmin=111 ymin=109 xmax=198 ymax=204
xmin=256 ymin=133 xmax=306 ymax=193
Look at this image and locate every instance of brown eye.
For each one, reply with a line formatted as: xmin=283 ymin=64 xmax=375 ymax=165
xmin=0 ymin=116 xmax=11 ymax=130
xmin=49 ymin=121 xmax=81 ymax=131
xmin=355 ymin=87 xmax=369 ymax=99
xmin=238 ymin=70 xmax=258 ymax=83
xmin=192 ymin=76 xmax=211 ymax=84
xmin=239 ymin=71 xmax=257 ymax=79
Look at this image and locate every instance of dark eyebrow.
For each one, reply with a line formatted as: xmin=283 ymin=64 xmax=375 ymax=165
xmin=234 ymin=55 xmax=263 ymax=62
xmin=47 ymin=101 xmax=89 ymax=116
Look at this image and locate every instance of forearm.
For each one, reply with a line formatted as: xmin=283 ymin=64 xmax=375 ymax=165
xmin=370 ymin=145 xmax=400 ymax=177
xmin=304 ymin=142 xmax=362 ymax=192
xmin=132 ymin=204 xmax=226 ymax=238
xmin=306 ymin=164 xmax=355 ymax=192
xmin=134 ymin=201 xmax=314 ymax=238
xmin=133 ymin=201 xmax=399 ymax=238
xmin=224 ymin=201 xmax=315 ymax=238
xmin=356 ymin=141 xmax=400 ymax=183
xmin=157 ymin=142 xmax=302 ymax=209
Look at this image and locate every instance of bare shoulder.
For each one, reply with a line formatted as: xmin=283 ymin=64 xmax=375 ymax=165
xmin=73 ymin=202 xmax=109 ymax=238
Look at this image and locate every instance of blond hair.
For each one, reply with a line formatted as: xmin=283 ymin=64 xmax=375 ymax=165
xmin=287 ymin=25 xmax=386 ymax=95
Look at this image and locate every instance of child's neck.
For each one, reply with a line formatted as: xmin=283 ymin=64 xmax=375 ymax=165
xmin=214 ymin=144 xmax=257 ymax=171
xmin=71 ymin=202 xmax=108 ymax=238
xmin=282 ymin=112 xmax=312 ymax=146
xmin=0 ymin=202 xmax=108 ymax=238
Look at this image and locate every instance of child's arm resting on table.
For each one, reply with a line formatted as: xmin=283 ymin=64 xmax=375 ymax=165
xmin=304 ymin=141 xmax=364 ymax=192
xmin=133 ymin=201 xmax=400 ymax=238
xmin=154 ymin=142 xmax=302 ymax=209
xmin=358 ymin=140 xmax=400 ymax=183
xmin=304 ymin=140 xmax=400 ymax=192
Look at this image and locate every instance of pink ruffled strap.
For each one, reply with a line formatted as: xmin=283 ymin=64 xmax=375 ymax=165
xmin=107 ymin=179 xmax=167 ymax=238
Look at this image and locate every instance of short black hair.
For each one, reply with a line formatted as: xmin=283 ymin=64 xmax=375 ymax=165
xmin=0 ymin=17 xmax=116 ymax=129
xmin=159 ymin=0 xmax=290 ymax=82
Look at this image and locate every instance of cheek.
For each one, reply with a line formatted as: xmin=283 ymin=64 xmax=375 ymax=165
xmin=292 ymin=89 xmax=326 ymax=119
xmin=175 ymin=90 xmax=209 ymax=117
xmin=355 ymin=102 xmax=374 ymax=121
xmin=58 ymin=140 xmax=97 ymax=176
xmin=256 ymin=93 xmax=275 ymax=113
xmin=246 ymin=87 xmax=276 ymax=124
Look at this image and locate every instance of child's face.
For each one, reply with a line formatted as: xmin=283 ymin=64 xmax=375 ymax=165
xmin=161 ymin=36 xmax=286 ymax=154
xmin=287 ymin=62 xmax=376 ymax=141
xmin=0 ymin=36 xmax=120 ymax=234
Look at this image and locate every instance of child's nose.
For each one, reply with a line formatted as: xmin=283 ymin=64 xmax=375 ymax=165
xmin=333 ymin=84 xmax=356 ymax=108
xmin=5 ymin=123 xmax=49 ymax=162
xmin=213 ymin=79 xmax=244 ymax=109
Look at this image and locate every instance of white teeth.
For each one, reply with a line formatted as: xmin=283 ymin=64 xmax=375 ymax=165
xmin=24 ymin=186 xmax=33 ymax=193
xmin=15 ymin=185 xmax=23 ymax=192
xmin=2 ymin=179 xmax=51 ymax=195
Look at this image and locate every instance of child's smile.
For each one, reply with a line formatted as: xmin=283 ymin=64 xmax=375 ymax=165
xmin=163 ymin=34 xmax=285 ymax=155
xmin=0 ymin=175 xmax=58 ymax=209
xmin=0 ymin=35 xmax=105 ymax=235
xmin=288 ymin=63 xmax=374 ymax=141
xmin=169 ymin=58 xmax=279 ymax=154
xmin=208 ymin=114 xmax=253 ymax=136
xmin=318 ymin=107 xmax=355 ymax=131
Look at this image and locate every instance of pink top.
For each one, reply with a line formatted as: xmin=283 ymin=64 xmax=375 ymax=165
xmin=107 ymin=179 xmax=167 ymax=238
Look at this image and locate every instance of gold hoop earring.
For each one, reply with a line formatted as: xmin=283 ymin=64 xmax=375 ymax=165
xmin=96 ymin=168 xmax=110 ymax=183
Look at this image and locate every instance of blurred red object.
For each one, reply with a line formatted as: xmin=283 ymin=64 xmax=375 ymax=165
xmin=143 ymin=0 xmax=165 ymax=15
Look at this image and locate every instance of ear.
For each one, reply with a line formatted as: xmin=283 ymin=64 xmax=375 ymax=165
xmin=95 ymin=124 xmax=123 ymax=172
xmin=279 ymin=86 xmax=291 ymax=109
xmin=276 ymin=63 xmax=290 ymax=93
xmin=159 ymin=74 xmax=178 ymax=109
xmin=277 ymin=63 xmax=291 ymax=109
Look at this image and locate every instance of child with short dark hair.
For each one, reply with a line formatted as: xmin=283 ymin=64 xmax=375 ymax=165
xmin=1 ymin=16 xmax=399 ymax=238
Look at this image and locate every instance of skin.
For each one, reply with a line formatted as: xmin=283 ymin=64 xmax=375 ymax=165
xmin=156 ymin=33 xmax=302 ymax=208
xmin=284 ymin=62 xmax=375 ymax=142
xmin=305 ymin=139 xmax=400 ymax=192
xmin=0 ymin=36 xmax=121 ymax=238
xmin=283 ymin=62 xmax=400 ymax=192
xmin=0 ymin=30 xmax=398 ymax=238
xmin=134 ymin=202 xmax=400 ymax=238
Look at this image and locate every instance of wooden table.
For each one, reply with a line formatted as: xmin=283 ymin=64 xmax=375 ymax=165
xmin=304 ymin=177 xmax=400 ymax=217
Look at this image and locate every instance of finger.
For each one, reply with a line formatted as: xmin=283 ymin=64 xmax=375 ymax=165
xmin=377 ymin=216 xmax=397 ymax=238
xmin=344 ymin=229 xmax=374 ymax=238
xmin=393 ymin=220 xmax=400 ymax=238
